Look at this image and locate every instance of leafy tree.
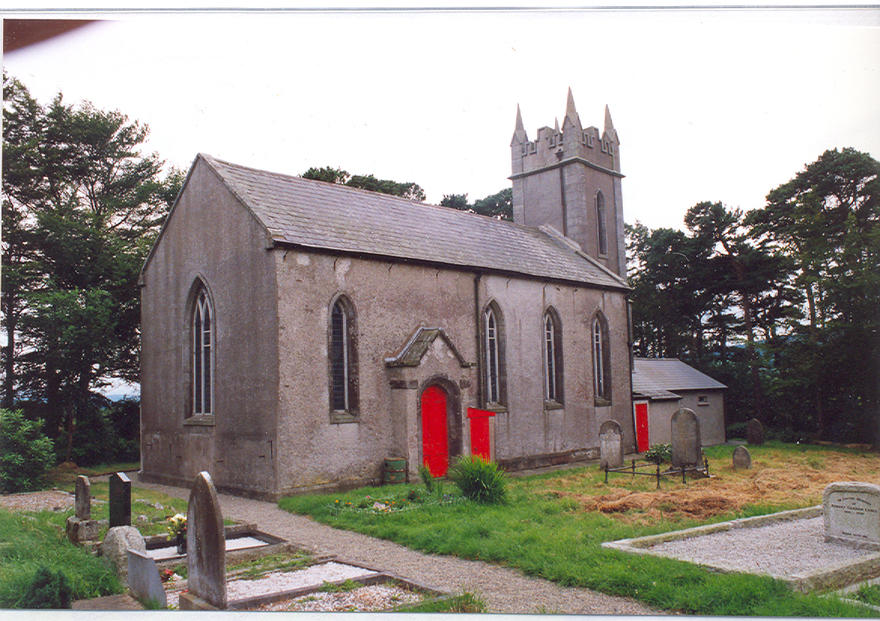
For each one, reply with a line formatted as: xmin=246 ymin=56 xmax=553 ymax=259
xmin=440 ymin=193 xmax=469 ymax=210
xmin=0 ymin=409 xmax=54 ymax=492
xmin=1 ymin=74 xmax=182 ymax=460
xmin=302 ymin=165 xmax=426 ymax=201
xmin=439 ymin=188 xmax=513 ymax=221
xmin=748 ymin=148 xmax=880 ymax=443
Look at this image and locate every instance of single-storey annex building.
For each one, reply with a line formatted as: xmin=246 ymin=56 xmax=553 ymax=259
xmin=139 ymin=91 xmax=636 ymax=499
xmin=631 ymin=357 xmax=727 ymax=451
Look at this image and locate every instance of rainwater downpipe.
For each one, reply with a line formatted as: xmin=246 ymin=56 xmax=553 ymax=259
xmin=474 ymin=272 xmax=483 ymax=407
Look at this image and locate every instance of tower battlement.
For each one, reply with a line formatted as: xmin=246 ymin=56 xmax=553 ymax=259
xmin=509 ymin=89 xmax=625 ymax=277
xmin=511 ymin=90 xmax=620 ymax=178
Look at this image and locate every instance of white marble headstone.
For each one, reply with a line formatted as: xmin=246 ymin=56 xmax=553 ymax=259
xmin=823 ymin=481 xmax=880 ymax=550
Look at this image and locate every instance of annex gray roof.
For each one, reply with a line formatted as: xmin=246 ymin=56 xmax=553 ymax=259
xmin=200 ymin=154 xmax=628 ymax=289
xmin=632 ymin=358 xmax=727 ymax=400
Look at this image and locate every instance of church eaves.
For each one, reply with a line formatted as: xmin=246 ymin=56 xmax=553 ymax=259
xmin=199 ymin=154 xmax=629 ymax=290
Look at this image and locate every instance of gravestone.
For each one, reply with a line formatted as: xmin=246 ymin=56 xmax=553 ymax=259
xmin=599 ymin=420 xmax=624 ymax=469
xmin=109 ymin=472 xmax=131 ymax=527
xmin=179 ymin=471 xmax=227 ymax=610
xmin=66 ymin=475 xmax=99 ymax=544
xmin=100 ymin=525 xmax=146 ymax=581
xmin=670 ymin=408 xmax=701 ymax=468
xmin=732 ymin=445 xmax=751 ymax=469
xmin=823 ymin=481 xmax=880 ymax=550
xmin=75 ymin=475 xmax=91 ymax=520
xmin=127 ymin=549 xmax=167 ymax=608
xmin=746 ymin=418 xmax=764 ymax=445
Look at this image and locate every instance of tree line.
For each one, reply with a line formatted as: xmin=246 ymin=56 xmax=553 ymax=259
xmin=628 ymin=148 xmax=879 ymax=446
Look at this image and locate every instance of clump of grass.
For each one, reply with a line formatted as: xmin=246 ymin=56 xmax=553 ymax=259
xmin=228 ymin=551 xmax=313 ymax=579
xmin=395 ymin=591 xmax=486 ymax=613
xmin=318 ymin=579 xmax=361 ymax=593
xmin=447 ymin=455 xmax=506 ymax=504
xmin=854 ymin=584 xmax=880 ymax=606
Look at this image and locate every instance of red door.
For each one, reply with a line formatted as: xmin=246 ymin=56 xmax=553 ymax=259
xmin=421 ymin=385 xmax=449 ymax=477
xmin=634 ymin=402 xmax=650 ymax=452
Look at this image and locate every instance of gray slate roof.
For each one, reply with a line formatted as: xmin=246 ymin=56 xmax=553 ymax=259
xmin=632 ymin=358 xmax=727 ymax=400
xmin=201 ymin=154 xmax=627 ymax=289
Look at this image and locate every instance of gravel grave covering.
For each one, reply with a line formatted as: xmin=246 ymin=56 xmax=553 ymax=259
xmin=648 ymin=517 xmax=876 ymax=578
xmin=0 ymin=489 xmax=73 ymax=512
xmin=256 ymin=583 xmax=423 ymax=611
xmin=147 ymin=535 xmax=268 ymax=560
xmin=165 ymin=561 xmax=377 ymax=608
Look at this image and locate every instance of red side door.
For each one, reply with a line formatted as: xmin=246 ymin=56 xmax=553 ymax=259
xmin=634 ymin=402 xmax=650 ymax=452
xmin=421 ymin=385 xmax=449 ymax=477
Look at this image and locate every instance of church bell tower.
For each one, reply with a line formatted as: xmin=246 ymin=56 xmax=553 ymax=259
xmin=510 ymin=89 xmax=625 ymax=277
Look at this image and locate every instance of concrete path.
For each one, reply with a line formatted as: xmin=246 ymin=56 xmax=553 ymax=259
xmin=134 ymin=477 xmax=657 ymax=615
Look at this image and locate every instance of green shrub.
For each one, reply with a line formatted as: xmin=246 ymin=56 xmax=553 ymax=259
xmin=419 ymin=464 xmax=438 ymax=496
xmin=0 ymin=409 xmax=55 ymax=492
xmin=18 ymin=567 xmax=73 ymax=609
xmin=447 ymin=455 xmax=506 ymax=503
xmin=643 ymin=443 xmax=672 ymax=465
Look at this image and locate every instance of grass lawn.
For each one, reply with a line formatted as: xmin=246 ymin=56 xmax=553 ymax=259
xmin=0 ymin=508 xmax=123 ymax=607
xmin=0 ymin=480 xmax=194 ymax=608
xmin=279 ymin=442 xmax=880 ymax=616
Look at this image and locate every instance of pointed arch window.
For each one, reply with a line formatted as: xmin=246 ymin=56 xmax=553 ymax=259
xmin=483 ymin=303 xmax=506 ymax=407
xmin=592 ymin=313 xmax=611 ymax=405
xmin=329 ymin=295 xmax=358 ymax=421
xmin=191 ymin=287 xmax=213 ymax=416
xmin=596 ymin=191 xmax=608 ymax=256
xmin=543 ymin=308 xmax=564 ymax=404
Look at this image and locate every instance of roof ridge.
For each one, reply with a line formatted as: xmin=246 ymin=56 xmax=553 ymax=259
xmin=204 ymin=153 xmax=538 ymax=233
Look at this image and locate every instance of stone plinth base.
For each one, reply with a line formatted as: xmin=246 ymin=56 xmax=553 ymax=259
xmin=66 ymin=516 xmax=100 ymax=544
xmin=179 ymin=591 xmax=221 ymax=610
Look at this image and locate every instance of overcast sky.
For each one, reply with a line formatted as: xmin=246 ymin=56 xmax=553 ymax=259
xmin=4 ymin=7 xmax=879 ymax=233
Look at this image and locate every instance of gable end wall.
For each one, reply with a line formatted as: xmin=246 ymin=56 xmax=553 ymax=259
xmin=140 ymin=158 xmax=280 ymax=497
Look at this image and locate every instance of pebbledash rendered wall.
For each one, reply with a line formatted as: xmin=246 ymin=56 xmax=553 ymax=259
xmin=139 ymin=158 xmax=281 ymax=498
xmin=272 ymin=247 xmax=633 ymax=496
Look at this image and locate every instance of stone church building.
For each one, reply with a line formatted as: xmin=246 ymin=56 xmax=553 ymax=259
xmin=139 ymin=91 xmax=635 ymax=499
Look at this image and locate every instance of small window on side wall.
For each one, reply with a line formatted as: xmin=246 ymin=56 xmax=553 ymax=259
xmin=698 ymin=395 xmax=709 ymax=406
xmin=592 ymin=312 xmax=611 ymax=405
xmin=329 ymin=295 xmax=358 ymax=422
xmin=190 ymin=283 xmax=214 ymax=419
xmin=483 ymin=302 xmax=506 ymax=408
xmin=542 ymin=308 xmax=564 ymax=405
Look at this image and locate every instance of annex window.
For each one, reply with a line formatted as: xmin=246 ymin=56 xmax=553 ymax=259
xmin=596 ymin=191 xmax=608 ymax=256
xmin=329 ymin=295 xmax=358 ymax=420
xmin=191 ymin=287 xmax=213 ymax=416
xmin=543 ymin=308 xmax=564 ymax=404
xmin=483 ymin=303 xmax=506 ymax=407
xmin=592 ymin=312 xmax=611 ymax=404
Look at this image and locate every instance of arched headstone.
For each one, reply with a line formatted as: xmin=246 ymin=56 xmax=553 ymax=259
xmin=823 ymin=481 xmax=880 ymax=550
xmin=599 ymin=420 xmax=624 ymax=469
xmin=671 ymin=408 xmax=701 ymax=468
xmin=732 ymin=445 xmax=751 ymax=469
xmin=746 ymin=418 xmax=764 ymax=445
xmin=183 ymin=471 xmax=226 ymax=609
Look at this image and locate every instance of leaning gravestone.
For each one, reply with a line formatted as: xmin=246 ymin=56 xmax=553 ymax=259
xmin=671 ymin=408 xmax=701 ymax=468
xmin=732 ymin=445 xmax=751 ymax=470
xmin=746 ymin=418 xmax=764 ymax=445
xmin=109 ymin=472 xmax=132 ymax=527
xmin=599 ymin=420 xmax=624 ymax=469
xmin=823 ymin=481 xmax=880 ymax=550
xmin=127 ymin=549 xmax=167 ymax=608
xmin=179 ymin=471 xmax=227 ymax=610
xmin=66 ymin=475 xmax=99 ymax=544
